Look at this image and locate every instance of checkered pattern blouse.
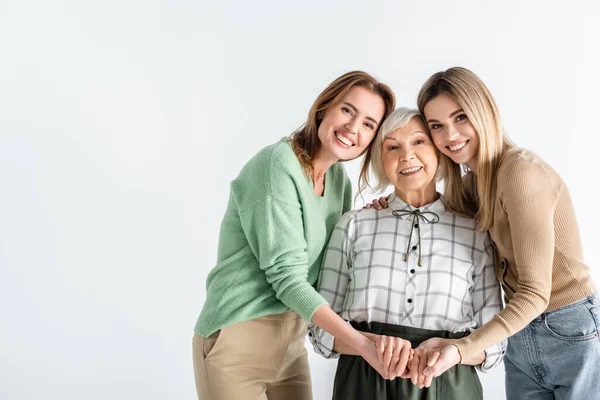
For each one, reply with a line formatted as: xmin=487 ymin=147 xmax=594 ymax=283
xmin=308 ymin=194 xmax=506 ymax=371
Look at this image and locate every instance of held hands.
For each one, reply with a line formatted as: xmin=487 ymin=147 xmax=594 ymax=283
xmin=364 ymin=336 xmax=462 ymax=386
xmin=359 ymin=333 xmax=413 ymax=380
xmin=374 ymin=335 xmax=414 ymax=380
xmin=408 ymin=338 xmax=462 ymax=388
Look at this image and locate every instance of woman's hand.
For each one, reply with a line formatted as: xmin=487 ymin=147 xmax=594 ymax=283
xmin=373 ymin=334 xmax=413 ymax=379
xmin=409 ymin=338 xmax=459 ymax=388
xmin=423 ymin=344 xmax=462 ymax=378
xmin=363 ymin=194 xmax=392 ymax=210
xmin=333 ymin=331 xmax=413 ymax=380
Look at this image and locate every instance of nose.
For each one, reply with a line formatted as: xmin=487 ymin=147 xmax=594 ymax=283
xmin=345 ymin=117 xmax=360 ymax=134
xmin=399 ymin=147 xmax=415 ymax=162
xmin=444 ymin=123 xmax=460 ymax=141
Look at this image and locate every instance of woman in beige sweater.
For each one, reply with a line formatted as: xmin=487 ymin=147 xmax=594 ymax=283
xmin=403 ymin=67 xmax=599 ymax=399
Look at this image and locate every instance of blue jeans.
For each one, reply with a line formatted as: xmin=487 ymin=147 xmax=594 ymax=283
xmin=505 ymin=293 xmax=600 ymax=400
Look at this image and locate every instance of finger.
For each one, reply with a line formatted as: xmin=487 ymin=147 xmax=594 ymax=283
xmin=389 ymin=346 xmax=402 ymax=380
xmin=427 ymin=351 xmax=440 ymax=367
xmin=409 ymin=353 xmax=420 ymax=385
xmin=379 ymin=196 xmax=388 ymax=208
xmin=382 ymin=338 xmax=395 ymax=378
xmin=363 ymin=203 xmax=372 ymax=209
xmin=376 ymin=337 xmax=386 ymax=364
xmin=395 ymin=343 xmax=411 ymax=377
xmin=424 ymin=373 xmax=434 ymax=388
xmin=418 ymin=351 xmax=428 ymax=388
xmin=374 ymin=200 xmax=382 ymax=210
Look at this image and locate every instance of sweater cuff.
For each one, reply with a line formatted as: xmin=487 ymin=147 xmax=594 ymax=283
xmin=281 ymin=283 xmax=328 ymax=321
xmin=455 ymin=335 xmax=482 ymax=362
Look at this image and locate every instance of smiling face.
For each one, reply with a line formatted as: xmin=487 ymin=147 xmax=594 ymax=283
xmin=382 ymin=117 xmax=438 ymax=204
xmin=316 ymin=85 xmax=386 ymax=165
xmin=423 ymin=93 xmax=480 ymax=171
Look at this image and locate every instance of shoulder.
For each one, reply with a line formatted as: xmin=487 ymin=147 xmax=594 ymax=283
xmin=443 ymin=210 xmax=479 ymax=231
xmin=440 ymin=207 xmax=485 ymax=241
xmin=232 ymin=139 xmax=303 ymax=208
xmin=497 ymin=148 xmax=563 ymax=196
xmin=334 ymin=207 xmax=379 ymax=231
xmin=241 ymin=139 xmax=298 ymax=175
xmin=439 ymin=197 xmax=489 ymax=249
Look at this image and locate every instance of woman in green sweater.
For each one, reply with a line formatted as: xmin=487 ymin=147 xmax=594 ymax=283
xmin=193 ymin=71 xmax=397 ymax=400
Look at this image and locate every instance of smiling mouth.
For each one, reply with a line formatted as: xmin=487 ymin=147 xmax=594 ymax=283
xmin=335 ymin=132 xmax=355 ymax=147
xmin=447 ymin=141 xmax=468 ymax=153
xmin=400 ymin=166 xmax=422 ymax=176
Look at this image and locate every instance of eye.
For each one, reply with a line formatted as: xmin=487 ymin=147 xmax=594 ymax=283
xmin=386 ymin=145 xmax=398 ymax=151
xmin=430 ymin=123 xmax=442 ymax=130
xmin=342 ymin=107 xmax=353 ymax=116
xmin=456 ymin=114 xmax=467 ymax=122
xmin=364 ymin=122 xmax=375 ymax=130
xmin=414 ymin=139 xmax=425 ymax=145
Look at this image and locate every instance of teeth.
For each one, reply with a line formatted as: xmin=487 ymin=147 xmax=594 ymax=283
xmin=400 ymin=166 xmax=421 ymax=175
xmin=335 ymin=133 xmax=353 ymax=146
xmin=449 ymin=141 xmax=467 ymax=151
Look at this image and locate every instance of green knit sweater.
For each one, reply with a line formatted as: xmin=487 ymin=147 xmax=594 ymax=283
xmin=195 ymin=139 xmax=353 ymax=337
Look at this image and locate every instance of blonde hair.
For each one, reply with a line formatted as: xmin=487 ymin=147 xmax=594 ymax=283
xmin=369 ymin=107 xmax=431 ymax=192
xmin=289 ymin=71 xmax=395 ymax=196
xmin=417 ymin=67 xmax=515 ymax=231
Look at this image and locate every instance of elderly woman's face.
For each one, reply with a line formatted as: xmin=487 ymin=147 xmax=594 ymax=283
xmin=382 ymin=117 xmax=438 ymax=196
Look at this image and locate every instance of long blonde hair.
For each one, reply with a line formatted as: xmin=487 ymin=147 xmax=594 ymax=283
xmin=290 ymin=71 xmax=395 ymax=196
xmin=417 ymin=67 xmax=515 ymax=231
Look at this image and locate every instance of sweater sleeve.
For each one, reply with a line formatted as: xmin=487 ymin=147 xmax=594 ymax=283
xmin=237 ymin=195 xmax=328 ymax=321
xmin=456 ymin=156 xmax=560 ymax=360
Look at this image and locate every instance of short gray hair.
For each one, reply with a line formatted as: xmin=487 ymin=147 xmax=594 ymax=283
xmin=369 ymin=107 xmax=429 ymax=192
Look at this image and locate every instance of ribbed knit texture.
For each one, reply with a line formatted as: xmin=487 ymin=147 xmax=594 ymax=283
xmin=456 ymin=150 xmax=596 ymax=360
xmin=194 ymin=139 xmax=353 ymax=337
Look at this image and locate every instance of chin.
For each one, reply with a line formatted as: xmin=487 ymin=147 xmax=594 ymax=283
xmin=337 ymin=148 xmax=360 ymax=160
xmin=446 ymin=154 xmax=468 ymax=165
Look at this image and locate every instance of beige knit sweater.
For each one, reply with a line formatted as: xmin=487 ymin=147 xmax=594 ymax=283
xmin=455 ymin=149 xmax=597 ymax=361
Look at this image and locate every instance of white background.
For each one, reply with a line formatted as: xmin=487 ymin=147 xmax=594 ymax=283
xmin=1 ymin=1 xmax=599 ymax=399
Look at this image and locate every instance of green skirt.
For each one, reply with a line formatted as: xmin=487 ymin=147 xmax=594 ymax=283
xmin=333 ymin=321 xmax=483 ymax=400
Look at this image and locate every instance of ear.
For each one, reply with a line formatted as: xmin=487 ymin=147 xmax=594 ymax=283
xmin=316 ymin=111 xmax=324 ymax=120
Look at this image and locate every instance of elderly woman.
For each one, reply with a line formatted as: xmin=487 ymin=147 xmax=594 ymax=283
xmin=308 ymin=108 xmax=506 ymax=400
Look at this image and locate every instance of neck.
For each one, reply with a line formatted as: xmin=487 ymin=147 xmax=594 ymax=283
xmin=394 ymin=185 xmax=438 ymax=208
xmin=312 ymin=149 xmax=337 ymax=179
xmin=466 ymin=157 xmax=477 ymax=173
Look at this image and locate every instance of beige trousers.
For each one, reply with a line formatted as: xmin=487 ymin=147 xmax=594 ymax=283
xmin=193 ymin=311 xmax=313 ymax=400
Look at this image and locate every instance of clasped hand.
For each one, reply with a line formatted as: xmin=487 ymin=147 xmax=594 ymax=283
xmin=367 ymin=336 xmax=462 ymax=387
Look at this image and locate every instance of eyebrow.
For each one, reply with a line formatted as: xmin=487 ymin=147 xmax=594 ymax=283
xmin=383 ymin=130 xmax=427 ymax=141
xmin=426 ymin=109 xmax=464 ymax=123
xmin=342 ymin=101 xmax=380 ymax=125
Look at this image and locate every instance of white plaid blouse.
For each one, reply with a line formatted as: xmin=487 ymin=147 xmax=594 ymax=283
xmin=308 ymin=194 xmax=506 ymax=371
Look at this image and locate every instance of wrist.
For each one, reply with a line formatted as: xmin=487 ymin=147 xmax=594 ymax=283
xmin=451 ymin=344 xmax=463 ymax=364
xmin=356 ymin=334 xmax=374 ymax=354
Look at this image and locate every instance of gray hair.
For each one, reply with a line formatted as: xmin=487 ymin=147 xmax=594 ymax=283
xmin=369 ymin=107 xmax=429 ymax=192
